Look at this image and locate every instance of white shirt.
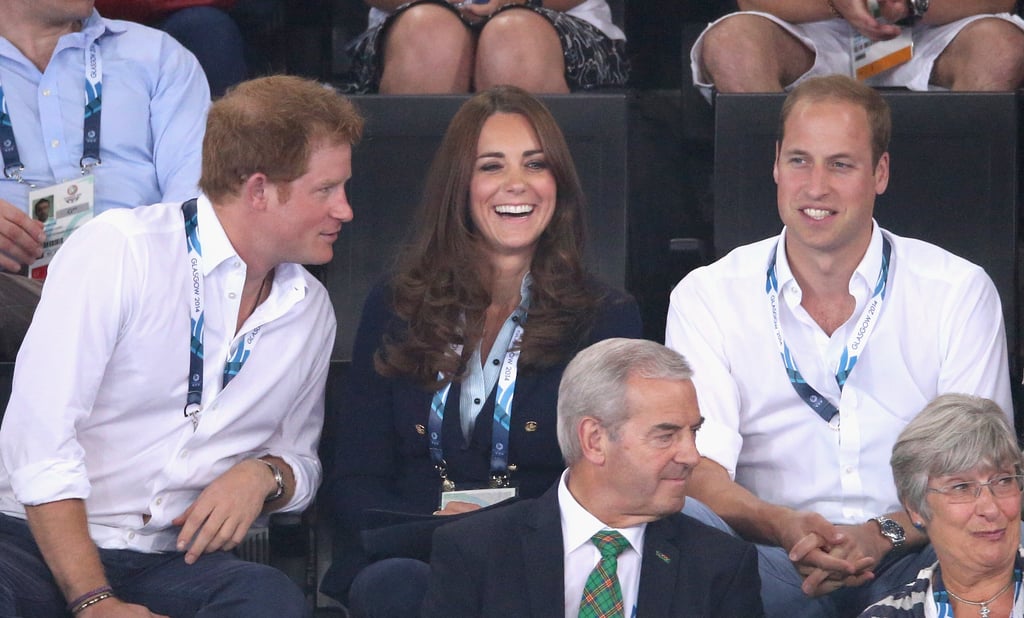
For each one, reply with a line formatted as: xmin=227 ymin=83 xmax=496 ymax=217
xmin=665 ymin=223 xmax=1012 ymax=524
xmin=0 ymin=196 xmax=334 ymax=552
xmin=559 ymin=469 xmax=644 ymax=618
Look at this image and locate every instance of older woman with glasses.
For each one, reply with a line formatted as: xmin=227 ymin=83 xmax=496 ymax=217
xmin=860 ymin=393 xmax=1024 ymax=618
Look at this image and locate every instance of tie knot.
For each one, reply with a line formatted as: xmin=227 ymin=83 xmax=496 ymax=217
xmin=591 ymin=530 xmax=629 ymax=558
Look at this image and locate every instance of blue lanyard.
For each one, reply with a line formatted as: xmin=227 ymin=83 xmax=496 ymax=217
xmin=181 ymin=199 xmax=264 ymax=430
xmin=0 ymin=42 xmax=102 ymax=183
xmin=428 ymin=323 xmax=523 ymax=487
xmin=765 ymin=236 xmax=891 ymax=423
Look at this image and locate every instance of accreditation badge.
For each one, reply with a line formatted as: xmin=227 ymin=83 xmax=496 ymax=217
xmin=28 ymin=176 xmax=95 ymax=280
xmin=439 ymin=486 xmax=517 ymax=510
xmin=850 ymin=0 xmax=913 ymax=81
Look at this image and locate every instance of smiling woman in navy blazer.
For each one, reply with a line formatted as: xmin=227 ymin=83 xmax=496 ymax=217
xmin=319 ymin=86 xmax=642 ymax=617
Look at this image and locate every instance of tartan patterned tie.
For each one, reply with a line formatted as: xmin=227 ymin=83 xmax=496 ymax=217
xmin=578 ymin=530 xmax=630 ymax=618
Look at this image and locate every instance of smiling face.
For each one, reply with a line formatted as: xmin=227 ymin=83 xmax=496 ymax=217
xmin=598 ymin=377 xmax=703 ymax=526
xmin=468 ymin=112 xmax=557 ymax=264
xmin=267 ymin=141 xmax=354 ymax=266
xmin=774 ymin=98 xmax=889 ymax=266
xmin=910 ymin=466 xmax=1022 ymax=583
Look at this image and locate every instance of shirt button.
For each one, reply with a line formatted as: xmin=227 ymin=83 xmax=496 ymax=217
xmin=844 ymin=467 xmax=854 ymax=475
xmin=492 ymin=359 xmax=500 ymax=366
xmin=511 ymin=316 xmax=520 ymax=323
xmin=50 ymin=139 xmax=59 ymax=148
xmin=42 ymin=89 xmax=51 ymax=96
xmin=474 ymin=398 xmax=481 ymax=405
xmin=128 ymin=532 xmax=136 ymax=540
xmin=180 ymin=450 xmax=188 ymax=459
xmin=228 ymin=292 xmax=237 ymax=299
xmin=155 ymin=497 xmax=163 ymax=505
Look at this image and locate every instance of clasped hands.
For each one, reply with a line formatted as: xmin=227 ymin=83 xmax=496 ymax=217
xmin=448 ymin=0 xmax=531 ymax=23
xmin=779 ymin=511 xmax=892 ymax=597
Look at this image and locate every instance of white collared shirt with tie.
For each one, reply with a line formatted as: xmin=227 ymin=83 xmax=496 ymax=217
xmin=559 ymin=469 xmax=645 ymax=618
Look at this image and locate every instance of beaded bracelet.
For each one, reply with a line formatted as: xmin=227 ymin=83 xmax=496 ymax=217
xmin=68 ymin=586 xmax=114 ymax=615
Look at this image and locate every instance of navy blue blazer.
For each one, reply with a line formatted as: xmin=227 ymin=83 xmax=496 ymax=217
xmin=422 ymin=483 xmax=765 ymax=617
xmin=320 ymin=279 xmax=642 ymax=598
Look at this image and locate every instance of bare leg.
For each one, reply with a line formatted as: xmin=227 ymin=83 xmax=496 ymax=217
xmin=475 ymin=9 xmax=568 ymax=93
xmin=379 ymin=4 xmax=474 ymax=94
xmin=699 ymin=14 xmax=814 ymax=92
xmin=931 ymin=17 xmax=1024 ymax=91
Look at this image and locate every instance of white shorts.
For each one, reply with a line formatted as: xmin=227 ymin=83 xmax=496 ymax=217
xmin=690 ymin=11 xmax=1024 ymax=103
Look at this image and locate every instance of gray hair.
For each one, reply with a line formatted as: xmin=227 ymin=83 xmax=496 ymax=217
xmin=556 ymin=338 xmax=693 ymax=465
xmin=891 ymin=393 xmax=1022 ymax=520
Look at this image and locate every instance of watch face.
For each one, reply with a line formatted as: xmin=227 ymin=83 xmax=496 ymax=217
xmin=879 ymin=518 xmax=905 ymax=543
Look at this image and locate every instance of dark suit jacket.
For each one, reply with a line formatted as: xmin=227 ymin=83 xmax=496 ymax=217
xmin=320 ymin=278 xmax=642 ymax=599
xmin=422 ymin=484 xmax=764 ymax=617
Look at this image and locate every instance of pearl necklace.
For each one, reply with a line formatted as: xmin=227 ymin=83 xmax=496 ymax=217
xmin=946 ymin=579 xmax=1013 ymax=618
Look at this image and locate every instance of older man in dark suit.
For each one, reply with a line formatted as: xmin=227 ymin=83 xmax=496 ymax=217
xmin=422 ymin=338 xmax=764 ymax=617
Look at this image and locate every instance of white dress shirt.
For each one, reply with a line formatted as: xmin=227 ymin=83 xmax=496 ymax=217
xmin=666 ymin=223 xmax=1012 ymax=523
xmin=0 ymin=195 xmax=334 ymax=552
xmin=559 ymin=470 xmax=644 ymax=618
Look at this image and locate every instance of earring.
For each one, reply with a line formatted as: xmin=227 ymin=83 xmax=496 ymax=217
xmin=912 ymin=521 xmax=926 ymax=531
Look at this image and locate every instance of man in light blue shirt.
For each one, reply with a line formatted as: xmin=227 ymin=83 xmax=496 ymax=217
xmin=0 ymin=0 xmax=209 ymax=273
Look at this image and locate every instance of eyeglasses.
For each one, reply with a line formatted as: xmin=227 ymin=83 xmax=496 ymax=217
xmin=926 ymin=474 xmax=1024 ymax=504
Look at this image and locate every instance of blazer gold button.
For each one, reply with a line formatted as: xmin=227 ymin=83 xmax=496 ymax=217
xmin=524 ymin=421 xmax=538 ymax=432
xmin=415 ymin=424 xmax=426 ymax=435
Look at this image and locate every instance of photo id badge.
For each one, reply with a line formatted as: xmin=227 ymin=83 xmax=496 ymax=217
xmin=28 ymin=176 xmax=95 ymax=280
xmin=440 ymin=486 xmax=517 ymax=510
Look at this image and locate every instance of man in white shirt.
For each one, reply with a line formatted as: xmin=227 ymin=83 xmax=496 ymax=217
xmin=421 ymin=338 xmax=764 ymax=617
xmin=665 ymin=74 xmax=1012 ymax=617
xmin=0 ymin=75 xmax=362 ymax=617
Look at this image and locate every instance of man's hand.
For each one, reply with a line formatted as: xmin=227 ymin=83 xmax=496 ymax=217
xmin=796 ymin=521 xmax=893 ymax=596
xmin=875 ymin=0 xmax=912 ymax=23
xmin=772 ymin=510 xmax=871 ymax=592
xmin=832 ymin=0 xmax=903 ymax=40
xmin=0 ymin=198 xmax=44 ymax=271
xmin=172 ymin=459 xmax=275 ymax=565
xmin=79 ymin=597 xmax=169 ymax=618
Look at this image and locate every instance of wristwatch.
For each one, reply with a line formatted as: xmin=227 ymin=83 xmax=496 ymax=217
xmin=897 ymin=0 xmax=929 ymax=25
xmin=257 ymin=458 xmax=285 ymax=503
xmin=869 ymin=516 xmax=906 ymax=549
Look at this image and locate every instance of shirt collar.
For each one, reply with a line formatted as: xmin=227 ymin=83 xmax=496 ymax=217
xmin=194 ymin=194 xmax=310 ymax=302
xmin=558 ymin=469 xmax=646 ymax=557
xmin=75 ymin=10 xmax=126 ymax=45
xmin=195 ymin=194 xmax=236 ymax=276
xmin=774 ymin=219 xmax=884 ymax=296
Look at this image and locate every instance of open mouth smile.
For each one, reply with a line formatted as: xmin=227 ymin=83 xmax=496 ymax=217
xmin=494 ymin=204 xmax=534 ymax=218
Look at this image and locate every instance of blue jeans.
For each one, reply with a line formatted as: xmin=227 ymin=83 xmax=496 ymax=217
xmin=682 ymin=498 xmax=936 ymax=618
xmin=347 ymin=558 xmax=430 ymax=618
xmin=159 ymin=7 xmax=247 ymax=97
xmin=0 ymin=513 xmax=308 ymax=617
